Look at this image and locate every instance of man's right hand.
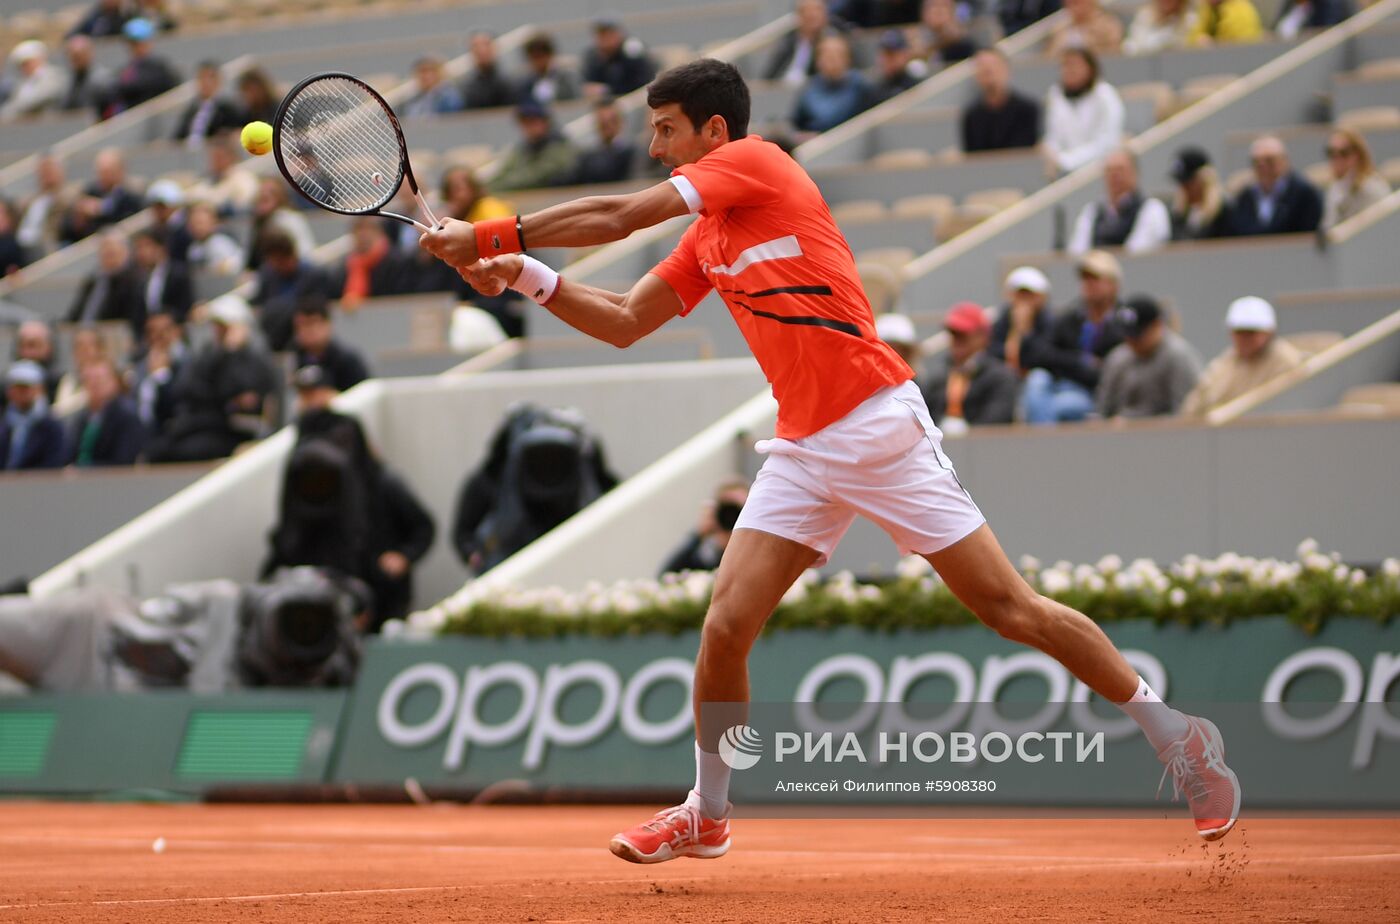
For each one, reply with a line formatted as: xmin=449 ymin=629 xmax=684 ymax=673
xmin=462 ymin=255 xmax=524 ymax=297
xmin=419 ymin=217 xmax=479 ymax=269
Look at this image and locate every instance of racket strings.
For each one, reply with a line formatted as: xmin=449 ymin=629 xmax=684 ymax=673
xmin=278 ymin=77 xmax=405 ymax=213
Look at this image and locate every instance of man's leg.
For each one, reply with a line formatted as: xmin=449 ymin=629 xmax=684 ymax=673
xmin=691 ymin=529 xmax=821 ymax=807
xmin=1022 ymin=368 xmax=1057 ymax=425
xmin=1050 ymin=379 xmax=1096 ymax=423
xmin=609 ymin=527 xmax=820 ymax=863
xmin=925 ymin=524 xmax=1137 ymax=699
xmin=925 ymin=524 xmax=1240 ymax=839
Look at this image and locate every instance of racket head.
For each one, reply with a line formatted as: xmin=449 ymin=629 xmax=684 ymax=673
xmin=272 ymin=71 xmax=411 ymax=218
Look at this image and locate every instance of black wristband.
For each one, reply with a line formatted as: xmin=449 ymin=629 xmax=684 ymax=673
xmin=516 ymin=215 xmax=527 ymax=252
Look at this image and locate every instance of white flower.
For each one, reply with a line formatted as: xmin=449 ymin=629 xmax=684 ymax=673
xmin=1383 ymin=559 xmax=1400 ymax=580
xmin=1304 ymin=552 xmax=1332 ymax=573
xmin=1019 ymin=554 xmax=1043 ymax=573
xmin=780 ymin=580 xmax=810 ymax=606
xmin=859 ymin=584 xmax=883 ymax=601
xmin=1350 ymin=569 xmax=1367 ymax=587
xmin=1041 ymin=570 xmax=1072 ymax=595
xmin=1084 ymin=574 xmax=1107 ymax=593
xmin=897 ymin=555 xmax=934 ymax=579
xmin=1113 ymin=572 xmax=1139 ymax=591
xmin=1333 ymin=564 xmax=1351 ymax=583
xmin=1169 ymin=588 xmax=1188 ymax=607
xmin=1129 ymin=559 xmax=1160 ymax=579
xmin=1073 ymin=564 xmax=1097 ymax=585
xmin=1297 ymin=538 xmax=1320 ymax=559
xmin=1096 ymin=554 xmax=1123 ymax=574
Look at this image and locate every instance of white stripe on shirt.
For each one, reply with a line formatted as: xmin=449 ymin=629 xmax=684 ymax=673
xmin=710 ymin=235 xmax=803 ymax=276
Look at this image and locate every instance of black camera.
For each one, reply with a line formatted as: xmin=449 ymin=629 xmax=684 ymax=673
xmin=715 ymin=500 xmax=743 ymax=532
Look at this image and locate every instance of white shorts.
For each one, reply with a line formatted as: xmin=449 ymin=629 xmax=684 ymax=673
xmin=735 ymin=380 xmax=986 ymax=566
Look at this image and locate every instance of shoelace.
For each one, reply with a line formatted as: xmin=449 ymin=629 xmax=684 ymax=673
xmin=640 ymin=804 xmax=701 ymax=847
xmin=1157 ymin=747 xmax=1209 ymax=804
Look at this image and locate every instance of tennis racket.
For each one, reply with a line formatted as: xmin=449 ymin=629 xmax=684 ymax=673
xmin=272 ymin=71 xmax=443 ymax=231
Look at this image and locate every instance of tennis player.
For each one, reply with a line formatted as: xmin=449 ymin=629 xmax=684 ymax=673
xmin=420 ymin=59 xmax=1239 ymax=864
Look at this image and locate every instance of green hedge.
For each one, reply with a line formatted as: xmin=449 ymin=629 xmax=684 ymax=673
xmin=424 ymin=544 xmax=1400 ymax=639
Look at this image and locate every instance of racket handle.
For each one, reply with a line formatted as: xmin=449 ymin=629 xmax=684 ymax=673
xmin=381 ymin=209 xmax=434 ymax=232
xmin=415 ymin=190 xmax=444 ymax=230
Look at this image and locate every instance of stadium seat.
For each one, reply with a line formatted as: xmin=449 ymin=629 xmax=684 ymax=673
xmin=1336 ymin=382 xmax=1400 ymax=413
xmin=856 ymin=247 xmax=915 ymax=275
xmin=830 ymin=199 xmax=889 ymax=223
xmin=1336 ymin=105 xmax=1400 ymax=131
xmin=870 ymin=148 xmax=935 ymax=169
xmin=1357 ymin=56 xmax=1400 ymax=79
xmin=857 ymin=261 xmax=902 ymax=315
xmin=1283 ymin=330 xmax=1344 ymax=356
xmin=891 ymin=194 xmax=956 ymax=226
xmin=936 ymin=205 xmax=998 ymax=242
xmin=1119 ymin=81 xmax=1177 ymax=125
xmin=962 ymin=187 xmax=1023 ymax=212
xmin=1173 ymin=74 xmax=1241 ymax=114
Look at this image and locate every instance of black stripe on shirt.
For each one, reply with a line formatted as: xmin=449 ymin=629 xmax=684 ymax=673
xmin=731 ymin=300 xmax=862 ymax=338
xmin=745 ymin=285 xmax=835 ymax=298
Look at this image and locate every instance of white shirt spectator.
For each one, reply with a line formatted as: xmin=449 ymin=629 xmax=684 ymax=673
xmin=1045 ymin=80 xmax=1124 ymax=174
xmin=1068 ymin=196 xmax=1172 ymax=256
xmin=1 ymin=42 xmax=67 ymax=121
xmin=1123 ymin=1 xmax=1198 ymax=55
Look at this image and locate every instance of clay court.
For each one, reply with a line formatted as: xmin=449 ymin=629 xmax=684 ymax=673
xmin=1 ymin=804 xmax=1397 ymax=922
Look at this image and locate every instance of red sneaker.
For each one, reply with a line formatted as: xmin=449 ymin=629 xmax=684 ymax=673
xmin=609 ymin=793 xmax=731 ymax=864
xmin=1157 ymin=715 xmax=1242 ymax=841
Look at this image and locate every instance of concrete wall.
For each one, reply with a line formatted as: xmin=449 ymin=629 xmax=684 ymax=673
xmin=821 ymin=413 xmax=1400 ymax=573
xmin=29 ymin=359 xmax=767 ymax=609
xmin=0 ymin=464 xmax=211 ymax=590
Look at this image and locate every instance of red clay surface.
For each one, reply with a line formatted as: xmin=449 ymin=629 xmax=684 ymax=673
xmin=0 ymin=803 xmax=1397 ymax=922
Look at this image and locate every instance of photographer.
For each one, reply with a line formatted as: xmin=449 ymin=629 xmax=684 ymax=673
xmin=659 ymin=479 xmax=750 ymax=575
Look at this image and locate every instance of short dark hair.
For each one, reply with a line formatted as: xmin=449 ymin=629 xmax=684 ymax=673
xmin=523 ymin=33 xmax=555 ymax=56
xmin=260 ymin=228 xmax=296 ymax=259
xmin=133 ymin=227 xmax=168 ymax=250
xmin=294 ymin=295 xmax=331 ymax=320
xmin=646 ymin=59 xmax=750 ymax=140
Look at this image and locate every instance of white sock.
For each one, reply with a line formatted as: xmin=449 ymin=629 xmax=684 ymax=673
xmin=1117 ymin=677 xmax=1191 ymax=753
xmin=692 ymin=741 xmax=732 ymax=819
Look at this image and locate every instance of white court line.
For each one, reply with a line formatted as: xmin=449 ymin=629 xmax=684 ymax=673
xmin=3 ymin=835 xmax=1400 ymax=868
xmin=3 ymin=854 xmax=1400 ymax=912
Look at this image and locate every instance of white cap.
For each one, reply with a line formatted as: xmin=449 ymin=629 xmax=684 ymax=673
xmin=875 ymin=313 xmax=917 ymax=345
xmin=146 ymin=178 xmax=185 ymax=207
xmin=207 ymin=294 xmax=253 ymax=327
xmin=1005 ymin=265 xmax=1050 ymax=295
xmin=10 ymin=40 xmax=47 ymax=65
xmin=1225 ymin=296 xmax=1276 ymax=332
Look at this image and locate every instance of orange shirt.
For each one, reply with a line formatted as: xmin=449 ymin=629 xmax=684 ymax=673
xmin=650 ymin=136 xmax=911 ymax=439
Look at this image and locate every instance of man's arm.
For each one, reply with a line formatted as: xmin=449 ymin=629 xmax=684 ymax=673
xmin=465 ymin=254 xmax=685 ymax=348
xmin=420 ymin=179 xmax=691 ymax=269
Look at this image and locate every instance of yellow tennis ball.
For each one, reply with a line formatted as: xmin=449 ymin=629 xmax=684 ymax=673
xmin=241 ymin=121 xmax=273 ymax=156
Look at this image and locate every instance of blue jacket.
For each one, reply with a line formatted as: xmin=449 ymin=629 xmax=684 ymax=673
xmin=793 ymin=73 xmax=872 ymax=134
xmin=0 ymin=412 xmax=67 ymax=470
xmin=1230 ymin=173 xmax=1324 ymax=237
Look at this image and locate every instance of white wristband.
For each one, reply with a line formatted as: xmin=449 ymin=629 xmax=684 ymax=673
xmin=510 ymin=255 xmax=561 ymax=305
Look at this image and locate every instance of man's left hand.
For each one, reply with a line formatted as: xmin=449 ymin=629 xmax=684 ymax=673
xmin=419 ymin=217 xmax=479 ymax=268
